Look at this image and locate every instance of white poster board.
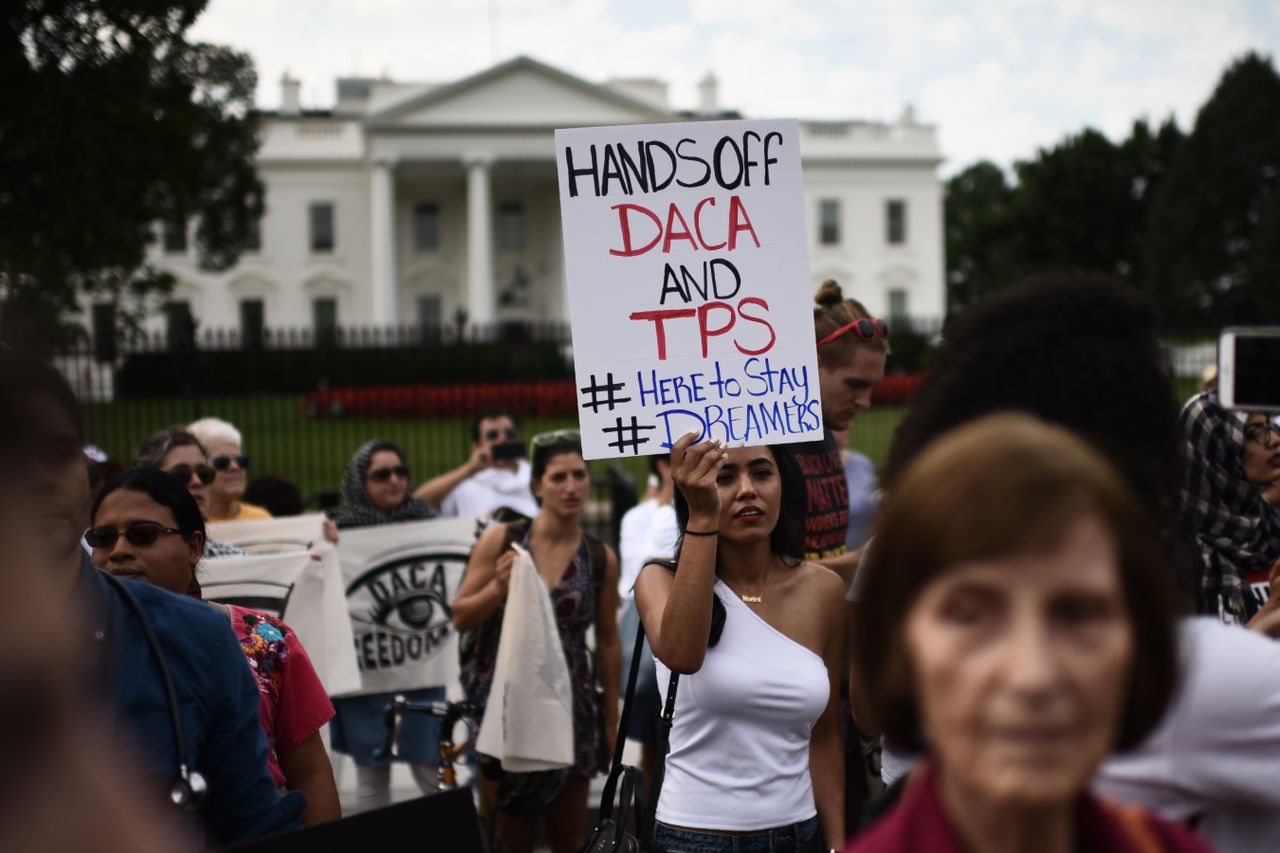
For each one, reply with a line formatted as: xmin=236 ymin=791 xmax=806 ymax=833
xmin=200 ymin=546 xmax=362 ymax=696
xmin=556 ymin=118 xmax=821 ymax=460
xmin=208 ymin=513 xmax=327 ymax=553
xmin=333 ymin=517 xmax=480 ymax=697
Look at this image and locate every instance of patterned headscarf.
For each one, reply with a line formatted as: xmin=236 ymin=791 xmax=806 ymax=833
xmin=327 ymin=439 xmax=436 ymax=529
xmin=1179 ymin=391 xmax=1280 ymax=624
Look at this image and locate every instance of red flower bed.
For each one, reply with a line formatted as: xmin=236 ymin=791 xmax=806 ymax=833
xmin=303 ymin=379 xmax=579 ymax=419
xmin=302 ymin=371 xmax=926 ymax=419
xmin=871 ymin=372 xmax=925 ymax=406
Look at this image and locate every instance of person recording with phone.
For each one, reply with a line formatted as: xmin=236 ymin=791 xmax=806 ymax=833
xmin=414 ymin=407 xmax=540 ymax=520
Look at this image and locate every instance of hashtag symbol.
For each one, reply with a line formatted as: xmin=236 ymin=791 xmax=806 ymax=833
xmin=579 ymin=372 xmax=631 ymax=413
xmin=602 ymin=416 xmax=656 ymax=455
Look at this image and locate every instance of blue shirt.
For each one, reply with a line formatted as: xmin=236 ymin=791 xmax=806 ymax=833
xmin=78 ymin=558 xmax=304 ymax=846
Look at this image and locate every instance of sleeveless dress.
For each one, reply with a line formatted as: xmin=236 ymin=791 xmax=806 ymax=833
xmin=469 ymin=533 xmax=601 ymax=777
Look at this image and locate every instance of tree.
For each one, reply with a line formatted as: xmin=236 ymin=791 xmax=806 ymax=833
xmin=1143 ymin=52 xmax=1280 ymax=328
xmin=0 ymin=1 xmax=262 ymax=348
xmin=944 ymin=161 xmax=1018 ymax=312
xmin=1010 ymin=119 xmax=1182 ymax=286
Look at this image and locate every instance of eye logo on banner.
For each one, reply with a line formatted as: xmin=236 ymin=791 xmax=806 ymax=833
xmin=346 ymin=548 xmax=463 ymax=673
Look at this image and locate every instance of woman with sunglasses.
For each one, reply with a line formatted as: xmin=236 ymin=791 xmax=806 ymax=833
xmin=326 ymin=439 xmax=443 ymax=811
xmin=189 ymin=417 xmax=271 ymax=523
xmin=132 ymin=427 xmax=245 ymax=558
xmin=87 ymin=468 xmax=341 ymax=826
xmin=1180 ymin=392 xmax=1280 ymax=627
xmin=452 ymin=429 xmax=622 ymax=853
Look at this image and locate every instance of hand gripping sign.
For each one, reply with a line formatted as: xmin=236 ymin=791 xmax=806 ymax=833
xmin=556 ymin=118 xmax=822 ymax=460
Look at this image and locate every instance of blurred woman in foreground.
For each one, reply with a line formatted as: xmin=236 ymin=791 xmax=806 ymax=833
xmin=848 ymin=414 xmax=1206 ymax=852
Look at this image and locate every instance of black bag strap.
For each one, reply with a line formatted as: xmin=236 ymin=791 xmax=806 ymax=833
xmin=599 ymin=618 xmax=646 ymax=822
xmin=646 ymin=671 xmax=678 ymax=844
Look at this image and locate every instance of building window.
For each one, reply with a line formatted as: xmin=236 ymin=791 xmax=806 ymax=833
xmin=313 ymin=297 xmax=338 ymax=347
xmin=416 ymin=295 xmax=442 ymax=329
xmin=163 ymin=217 xmax=188 ymax=254
xmin=818 ymin=199 xmax=840 ymax=246
xmin=497 ymin=202 xmax=525 ymax=251
xmin=887 ymin=288 xmax=909 ymax=323
xmin=244 ymin=216 xmax=262 ymax=253
xmin=885 ymin=199 xmax=907 ymax=245
xmin=239 ymin=299 xmax=265 ymax=350
xmin=164 ymin=301 xmax=195 ymax=350
xmin=309 ymin=202 xmax=335 ymax=253
xmin=91 ymin=303 xmax=117 ymax=362
xmin=414 ymin=203 xmax=440 ymax=251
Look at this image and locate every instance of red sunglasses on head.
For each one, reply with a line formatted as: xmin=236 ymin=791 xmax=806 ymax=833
xmin=816 ymin=317 xmax=891 ymax=347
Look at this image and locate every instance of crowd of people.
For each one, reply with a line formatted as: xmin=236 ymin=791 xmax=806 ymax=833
xmin=1 ymin=271 xmax=1278 ymax=852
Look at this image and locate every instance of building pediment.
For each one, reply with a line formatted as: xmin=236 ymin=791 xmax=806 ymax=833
xmin=368 ymin=55 xmax=671 ymax=129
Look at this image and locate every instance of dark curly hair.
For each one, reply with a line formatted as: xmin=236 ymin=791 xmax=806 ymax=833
xmin=884 ymin=271 xmax=1197 ymax=602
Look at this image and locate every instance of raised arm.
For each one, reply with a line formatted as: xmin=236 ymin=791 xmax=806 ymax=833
xmin=451 ymin=523 xmax=514 ymax=631
xmin=633 ymin=434 xmax=725 ymax=674
xmin=414 ymin=446 xmax=489 ymax=508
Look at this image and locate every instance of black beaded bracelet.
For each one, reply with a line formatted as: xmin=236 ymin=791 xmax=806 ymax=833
xmin=684 ymin=528 xmax=719 ymax=537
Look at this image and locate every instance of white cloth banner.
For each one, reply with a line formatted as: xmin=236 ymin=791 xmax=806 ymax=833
xmin=555 ymin=118 xmax=821 ymax=460
xmin=475 ymin=544 xmax=575 ymax=772
xmin=334 ymin=517 xmax=480 ymax=698
xmin=209 ymin=513 xmax=328 ymax=553
xmin=200 ymin=547 xmax=362 ymax=696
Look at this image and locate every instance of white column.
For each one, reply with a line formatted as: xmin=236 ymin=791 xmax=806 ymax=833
xmin=464 ymin=153 xmax=496 ymax=327
xmin=369 ymin=157 xmax=397 ymax=325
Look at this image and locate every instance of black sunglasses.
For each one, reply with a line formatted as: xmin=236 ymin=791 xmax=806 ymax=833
xmin=484 ymin=428 xmax=519 ymax=442
xmin=168 ymin=463 xmax=216 ymax=486
xmin=85 ymin=523 xmax=184 ymax=549
xmin=211 ymin=454 xmax=250 ymax=471
xmin=368 ymin=464 xmax=410 ymax=483
xmin=1244 ymin=422 xmax=1280 ymax=445
xmin=531 ymin=428 xmax=581 ymax=447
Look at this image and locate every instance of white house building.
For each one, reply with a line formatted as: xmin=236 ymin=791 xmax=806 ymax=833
xmin=130 ymin=56 xmax=944 ymax=344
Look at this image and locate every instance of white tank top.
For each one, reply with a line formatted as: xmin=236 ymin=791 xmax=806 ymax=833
xmin=654 ymin=579 xmax=829 ymax=830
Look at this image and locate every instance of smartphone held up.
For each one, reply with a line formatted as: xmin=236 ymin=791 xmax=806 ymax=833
xmin=1219 ymin=327 xmax=1280 ymax=413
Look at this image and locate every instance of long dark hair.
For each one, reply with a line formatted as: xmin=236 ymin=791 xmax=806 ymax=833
xmin=90 ymin=468 xmax=207 ymax=546
xmin=672 ymin=443 xmax=806 ymax=565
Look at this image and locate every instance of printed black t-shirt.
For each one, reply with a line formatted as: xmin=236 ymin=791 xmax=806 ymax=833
xmin=777 ymin=429 xmax=849 ymax=562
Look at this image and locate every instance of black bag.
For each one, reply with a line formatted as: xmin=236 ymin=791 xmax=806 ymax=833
xmin=580 ymin=619 xmax=679 ymax=852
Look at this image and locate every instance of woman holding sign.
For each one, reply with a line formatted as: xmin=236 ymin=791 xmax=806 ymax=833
xmin=452 ymin=429 xmax=621 ymax=853
xmin=633 ymin=434 xmax=846 ymax=852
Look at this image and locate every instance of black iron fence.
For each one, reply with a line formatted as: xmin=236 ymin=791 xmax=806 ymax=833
xmin=56 ymin=318 xmax=1216 ymax=547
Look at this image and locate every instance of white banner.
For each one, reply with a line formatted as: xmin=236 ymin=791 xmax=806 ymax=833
xmin=208 ymin=513 xmax=328 ymax=553
xmin=556 ymin=118 xmax=821 ymax=459
xmin=334 ymin=517 xmax=481 ymax=697
xmin=200 ymin=546 xmax=361 ymax=697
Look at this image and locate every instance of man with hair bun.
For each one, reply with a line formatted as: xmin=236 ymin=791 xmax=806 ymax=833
xmin=777 ymin=279 xmax=887 ymax=580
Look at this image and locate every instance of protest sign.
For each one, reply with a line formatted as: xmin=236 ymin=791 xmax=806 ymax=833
xmin=556 ymin=118 xmax=821 ymax=459
xmin=201 ymin=547 xmax=362 ymax=696
xmin=333 ymin=517 xmax=479 ymax=697
xmin=208 ymin=513 xmax=328 ymax=553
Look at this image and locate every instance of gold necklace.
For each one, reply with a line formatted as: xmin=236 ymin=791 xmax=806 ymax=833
xmin=738 ymin=564 xmax=772 ymax=604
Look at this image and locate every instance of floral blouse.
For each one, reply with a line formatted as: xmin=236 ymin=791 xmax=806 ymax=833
xmin=226 ymin=605 xmax=335 ymax=788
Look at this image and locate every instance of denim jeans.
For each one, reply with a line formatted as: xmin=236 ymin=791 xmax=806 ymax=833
xmin=653 ymin=816 xmax=821 ymax=852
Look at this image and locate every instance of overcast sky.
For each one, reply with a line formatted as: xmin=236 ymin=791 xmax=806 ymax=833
xmin=190 ymin=0 xmax=1279 ymax=175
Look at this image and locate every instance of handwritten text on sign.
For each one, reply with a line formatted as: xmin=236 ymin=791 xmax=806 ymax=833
xmin=556 ymin=119 xmax=820 ymax=459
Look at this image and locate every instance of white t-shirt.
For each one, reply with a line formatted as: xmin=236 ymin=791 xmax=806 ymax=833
xmin=617 ymin=499 xmax=678 ymax=600
xmin=1095 ymin=617 xmax=1280 ymax=853
xmin=440 ymin=459 xmax=540 ymax=520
